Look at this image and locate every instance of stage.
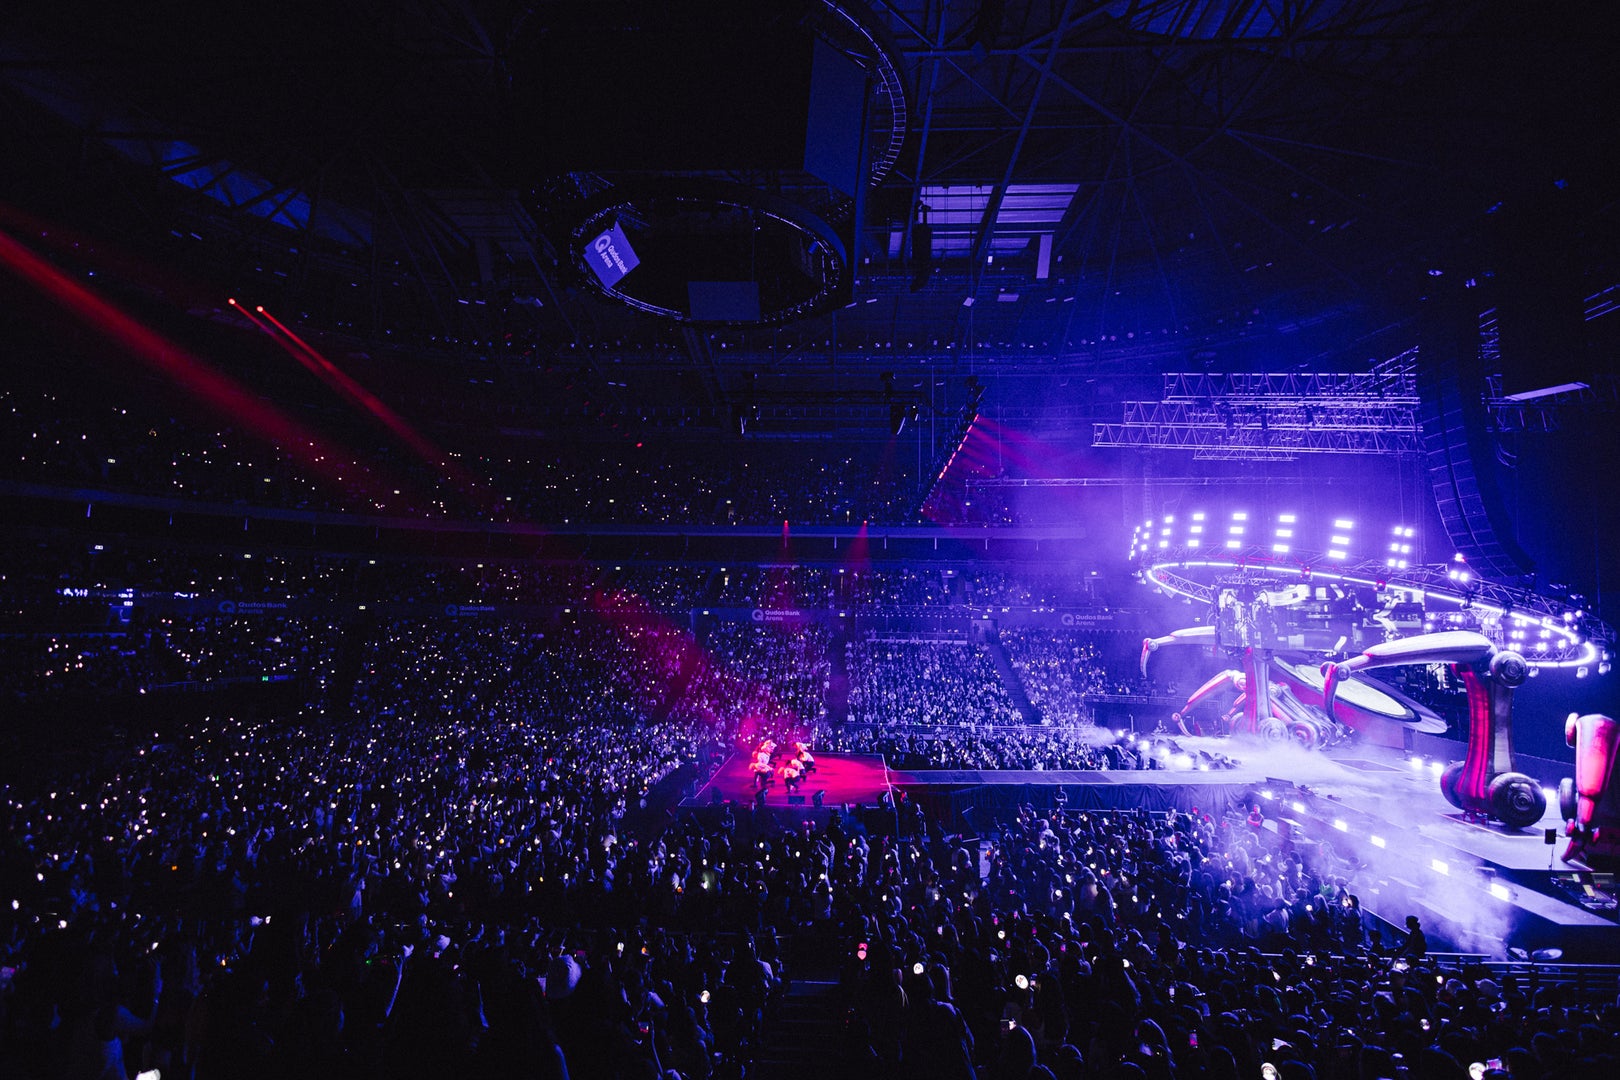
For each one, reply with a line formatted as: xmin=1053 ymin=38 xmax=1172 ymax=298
xmin=686 ymin=737 xmax=1617 ymax=958
xmin=683 ymin=745 xmax=1268 ymax=815
xmin=685 ymin=751 xmax=897 ymax=809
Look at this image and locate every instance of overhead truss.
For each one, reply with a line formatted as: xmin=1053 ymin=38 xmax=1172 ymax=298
xmin=1092 ymin=419 xmax=1418 ymax=456
xmin=1095 ymin=362 xmax=1422 ymax=457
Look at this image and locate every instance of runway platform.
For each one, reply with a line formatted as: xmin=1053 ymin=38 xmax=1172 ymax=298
xmin=1240 ymin=740 xmax=1620 ymax=959
xmin=684 ymin=739 xmax=1615 ymax=958
xmin=683 ymin=745 xmax=1265 ymax=816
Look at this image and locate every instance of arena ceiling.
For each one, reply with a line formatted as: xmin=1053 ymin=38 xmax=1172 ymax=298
xmin=1 ymin=0 xmax=1617 ymax=390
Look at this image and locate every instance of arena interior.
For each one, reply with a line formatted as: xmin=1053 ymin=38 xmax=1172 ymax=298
xmin=3 ymin=3 xmax=1620 ymax=1079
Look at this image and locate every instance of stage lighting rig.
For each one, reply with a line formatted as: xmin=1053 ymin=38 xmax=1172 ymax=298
xmin=522 ymin=0 xmax=907 ymax=326
xmin=1131 ymin=516 xmax=1608 ymax=671
xmin=1096 ymin=366 xmax=1423 ymax=458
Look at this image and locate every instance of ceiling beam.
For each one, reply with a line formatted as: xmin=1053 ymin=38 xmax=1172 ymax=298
xmin=967 ymin=0 xmax=1078 ymax=281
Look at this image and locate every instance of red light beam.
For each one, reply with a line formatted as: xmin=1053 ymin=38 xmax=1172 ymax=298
xmin=240 ymin=301 xmax=490 ymax=501
xmin=0 ymin=228 xmax=377 ymax=496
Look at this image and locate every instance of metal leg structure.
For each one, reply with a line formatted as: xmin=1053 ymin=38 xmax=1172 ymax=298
xmin=1561 ymin=712 xmax=1620 ymax=868
xmin=1322 ymin=630 xmax=1546 ymax=829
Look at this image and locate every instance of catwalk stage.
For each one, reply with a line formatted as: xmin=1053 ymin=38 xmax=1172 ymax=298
xmin=685 ymin=738 xmax=1615 ymax=959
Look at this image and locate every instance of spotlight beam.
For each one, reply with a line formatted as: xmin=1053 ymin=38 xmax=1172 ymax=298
xmin=0 ymin=228 xmax=375 ymax=497
xmin=237 ymin=301 xmax=490 ymax=503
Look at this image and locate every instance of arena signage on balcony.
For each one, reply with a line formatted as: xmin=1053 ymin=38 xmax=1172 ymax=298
xmin=750 ymin=608 xmax=806 ymax=623
xmin=216 ymin=600 xmax=289 ymax=614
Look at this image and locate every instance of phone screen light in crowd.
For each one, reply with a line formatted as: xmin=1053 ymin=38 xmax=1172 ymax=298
xmin=913 ymin=962 xmax=925 ymax=975
xmin=856 ymin=943 xmax=868 ymax=961
xmin=136 ymin=1072 xmax=161 ymax=1080
xmin=1469 ymin=1064 xmax=1487 ymax=1080
xmin=1261 ymin=1064 xmax=1279 ymax=1080
xmin=1015 ymin=974 xmax=1029 ymax=990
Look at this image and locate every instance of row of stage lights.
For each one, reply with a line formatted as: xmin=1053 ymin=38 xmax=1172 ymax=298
xmin=1136 ymin=556 xmax=1607 ymax=673
xmin=1256 ymin=786 xmax=1521 ymax=903
xmin=1129 ymin=512 xmax=1416 ymax=567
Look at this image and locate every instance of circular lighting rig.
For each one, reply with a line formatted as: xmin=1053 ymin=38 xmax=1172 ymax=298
xmin=1131 ymin=541 xmax=1609 ymax=671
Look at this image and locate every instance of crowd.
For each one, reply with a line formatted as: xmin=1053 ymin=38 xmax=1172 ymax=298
xmin=0 ymin=617 xmax=339 ymax=701
xmin=4 ymin=678 xmax=1607 ymax=1080
xmin=822 ymin=725 xmax=1115 ymax=771
xmin=0 ymin=385 xmax=926 ymax=527
xmin=0 ymin=386 xmax=466 ymax=518
xmin=820 ymin=725 xmax=1238 ymax=774
xmin=669 ymin=624 xmax=833 ymax=736
xmin=1001 ymin=633 xmax=1151 ymax=723
xmin=0 ymin=538 xmax=1120 ymax=625
xmin=847 ymin=639 xmax=1024 ymax=728
xmin=1002 ymin=633 xmax=1105 ymax=726
xmin=4 ymin=536 xmax=1614 ymax=1078
xmin=823 ymin=801 xmax=1605 ymax=1080
xmin=0 ymin=702 xmax=734 ymax=1080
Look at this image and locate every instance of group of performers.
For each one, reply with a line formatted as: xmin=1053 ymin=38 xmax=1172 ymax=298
xmin=747 ymin=738 xmax=816 ymax=797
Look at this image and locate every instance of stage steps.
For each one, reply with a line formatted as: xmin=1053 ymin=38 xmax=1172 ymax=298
xmin=755 ymin=977 xmax=842 ymax=1080
xmin=985 ymin=640 xmax=1041 ymax=724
